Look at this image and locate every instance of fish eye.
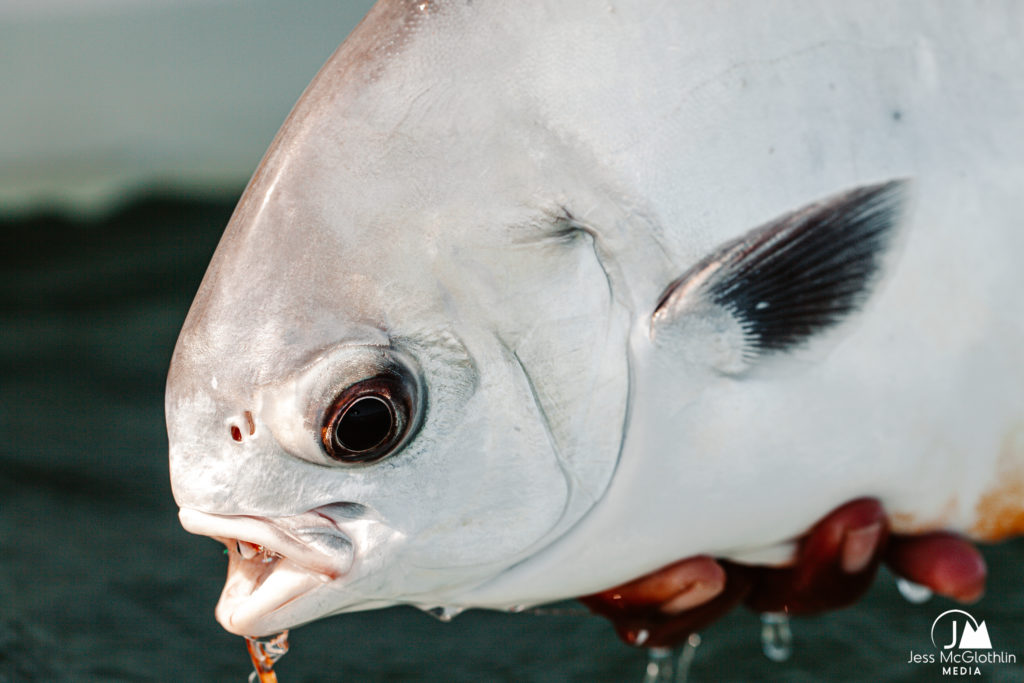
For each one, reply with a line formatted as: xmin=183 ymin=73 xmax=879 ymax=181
xmin=336 ymin=396 xmax=392 ymax=451
xmin=320 ymin=372 xmax=418 ymax=464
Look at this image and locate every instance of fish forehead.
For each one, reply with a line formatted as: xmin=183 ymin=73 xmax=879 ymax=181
xmin=173 ymin=10 xmax=629 ymax=389
xmin=177 ymin=157 xmax=469 ymax=389
xmin=177 ymin=0 xmax=842 ymax=377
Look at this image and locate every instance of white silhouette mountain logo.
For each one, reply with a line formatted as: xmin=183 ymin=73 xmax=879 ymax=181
xmin=930 ymin=610 xmax=993 ymax=650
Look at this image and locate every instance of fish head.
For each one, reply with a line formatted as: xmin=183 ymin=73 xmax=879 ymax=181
xmin=166 ymin=0 xmax=633 ymax=637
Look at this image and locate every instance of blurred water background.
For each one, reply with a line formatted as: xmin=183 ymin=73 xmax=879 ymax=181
xmin=2 ymin=2 xmax=1023 ymax=681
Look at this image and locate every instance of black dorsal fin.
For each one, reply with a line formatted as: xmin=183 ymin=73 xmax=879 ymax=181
xmin=652 ymin=180 xmax=908 ymax=373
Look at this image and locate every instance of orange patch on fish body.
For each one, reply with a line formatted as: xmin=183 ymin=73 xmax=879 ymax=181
xmin=972 ymin=424 xmax=1024 ymax=541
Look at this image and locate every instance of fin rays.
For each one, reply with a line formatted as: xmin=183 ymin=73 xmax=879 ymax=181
xmin=652 ymin=180 xmax=907 ymax=369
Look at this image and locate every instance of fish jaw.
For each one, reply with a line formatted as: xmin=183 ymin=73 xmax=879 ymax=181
xmin=179 ymin=506 xmax=361 ymax=637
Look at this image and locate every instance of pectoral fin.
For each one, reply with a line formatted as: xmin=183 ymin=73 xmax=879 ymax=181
xmin=652 ymin=180 xmax=908 ymax=374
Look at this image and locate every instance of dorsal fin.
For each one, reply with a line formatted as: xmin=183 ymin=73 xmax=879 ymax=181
xmin=652 ymin=180 xmax=908 ymax=374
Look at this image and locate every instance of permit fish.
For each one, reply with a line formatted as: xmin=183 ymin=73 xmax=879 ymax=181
xmin=166 ymin=0 xmax=1024 ymax=638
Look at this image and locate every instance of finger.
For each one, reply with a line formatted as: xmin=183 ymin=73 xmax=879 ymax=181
xmin=614 ymin=573 xmax=751 ymax=647
xmin=578 ymin=556 xmax=734 ymax=647
xmin=580 ymin=556 xmax=725 ymax=611
xmin=581 ymin=564 xmax=750 ymax=648
xmin=885 ymin=532 xmax=987 ymax=603
xmin=742 ymin=498 xmax=889 ymax=614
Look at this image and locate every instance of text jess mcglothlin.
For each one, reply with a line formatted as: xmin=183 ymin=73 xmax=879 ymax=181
xmin=907 ymin=651 xmax=1017 ymax=664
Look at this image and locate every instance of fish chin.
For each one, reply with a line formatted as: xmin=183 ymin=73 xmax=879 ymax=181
xmin=216 ymin=545 xmax=328 ymax=637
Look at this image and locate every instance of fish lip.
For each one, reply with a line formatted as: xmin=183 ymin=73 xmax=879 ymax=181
xmin=178 ymin=507 xmax=356 ymax=636
xmin=179 ymin=507 xmax=354 ymax=578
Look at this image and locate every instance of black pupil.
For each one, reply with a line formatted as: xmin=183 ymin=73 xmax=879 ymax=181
xmin=335 ymin=397 xmax=392 ymax=452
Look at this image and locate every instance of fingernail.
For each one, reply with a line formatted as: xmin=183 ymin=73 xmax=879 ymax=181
xmin=841 ymin=522 xmax=883 ymax=573
xmin=659 ymin=580 xmax=723 ymax=614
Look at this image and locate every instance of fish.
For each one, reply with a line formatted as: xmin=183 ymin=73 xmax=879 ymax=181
xmin=166 ymin=0 xmax=1024 ymax=639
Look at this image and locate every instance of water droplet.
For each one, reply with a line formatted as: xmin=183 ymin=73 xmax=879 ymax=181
xmin=897 ymin=577 xmax=933 ymax=604
xmin=638 ymin=636 xmax=702 ymax=683
xmin=760 ymin=613 xmax=793 ymax=662
xmin=424 ymin=606 xmax=463 ymax=622
xmin=642 ymin=647 xmax=675 ymax=683
xmin=676 ymin=634 xmax=701 ymax=683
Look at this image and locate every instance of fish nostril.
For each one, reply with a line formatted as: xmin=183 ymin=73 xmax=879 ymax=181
xmin=229 ymin=412 xmax=256 ymax=443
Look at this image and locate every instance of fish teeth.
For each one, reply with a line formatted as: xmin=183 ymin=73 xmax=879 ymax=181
xmin=236 ymin=539 xmax=283 ymax=563
xmin=258 ymin=545 xmax=281 ymax=563
xmin=234 ymin=540 xmax=278 ymax=565
xmin=238 ymin=540 xmax=259 ymax=560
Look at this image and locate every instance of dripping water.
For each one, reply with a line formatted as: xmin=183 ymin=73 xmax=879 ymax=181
xmin=643 ymin=647 xmax=676 ymax=683
xmin=760 ymin=613 xmax=793 ymax=662
xmin=424 ymin=605 xmax=464 ymax=622
xmin=641 ymin=634 xmax=702 ymax=683
xmin=896 ymin=578 xmax=933 ymax=604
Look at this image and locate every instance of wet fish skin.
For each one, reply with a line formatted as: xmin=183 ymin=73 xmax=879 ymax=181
xmin=166 ymin=0 xmax=1024 ymax=636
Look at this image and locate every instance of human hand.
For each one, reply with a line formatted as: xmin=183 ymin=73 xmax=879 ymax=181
xmin=579 ymin=498 xmax=987 ymax=647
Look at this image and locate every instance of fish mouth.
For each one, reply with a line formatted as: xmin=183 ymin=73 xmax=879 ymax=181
xmin=179 ymin=506 xmax=356 ymax=637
